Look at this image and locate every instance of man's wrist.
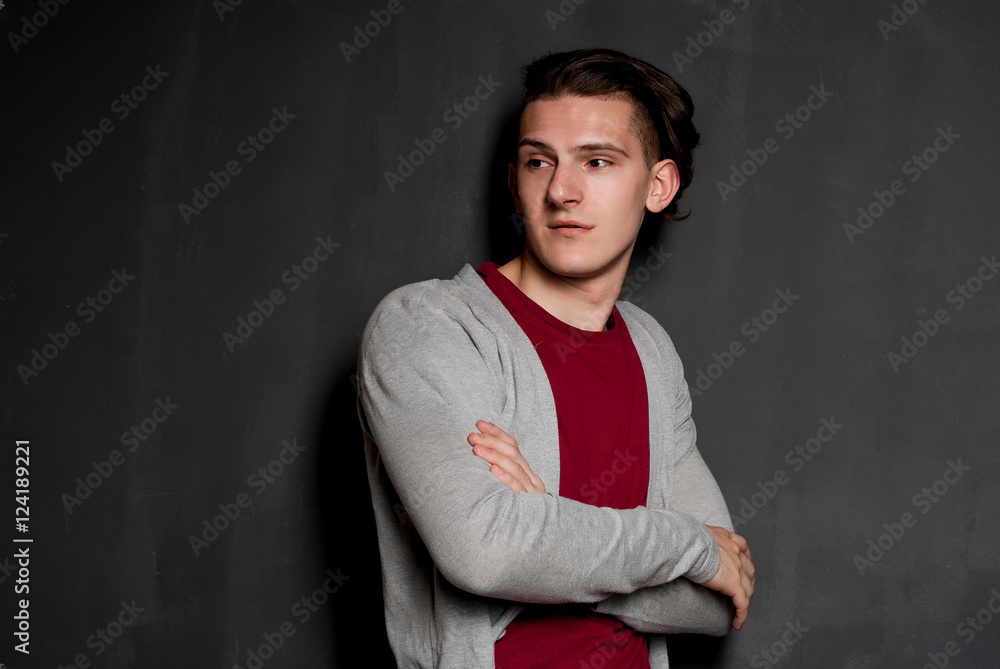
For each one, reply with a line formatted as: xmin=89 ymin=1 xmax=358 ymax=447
xmin=684 ymin=523 xmax=722 ymax=584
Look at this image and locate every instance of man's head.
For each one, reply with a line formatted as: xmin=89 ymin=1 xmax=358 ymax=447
xmin=513 ymin=48 xmax=700 ymax=222
xmin=505 ymin=48 xmax=700 ymax=285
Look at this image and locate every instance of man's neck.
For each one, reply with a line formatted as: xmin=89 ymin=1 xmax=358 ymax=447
xmin=496 ymin=251 xmax=627 ymax=332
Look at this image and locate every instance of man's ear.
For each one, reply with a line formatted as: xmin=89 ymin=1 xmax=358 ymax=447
xmin=645 ymin=158 xmax=680 ymax=214
xmin=508 ymin=162 xmax=523 ymax=214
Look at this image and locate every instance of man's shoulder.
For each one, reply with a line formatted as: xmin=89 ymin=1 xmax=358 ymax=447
xmin=365 ymin=265 xmax=481 ymax=322
xmin=615 ymin=300 xmax=689 ymax=392
xmin=615 ymin=300 xmax=679 ymax=352
xmin=360 ymin=264 xmax=507 ymax=355
xmin=371 ymin=275 xmax=453 ymax=316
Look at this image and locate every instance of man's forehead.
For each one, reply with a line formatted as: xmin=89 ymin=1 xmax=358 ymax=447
xmin=517 ymin=95 xmax=641 ymax=148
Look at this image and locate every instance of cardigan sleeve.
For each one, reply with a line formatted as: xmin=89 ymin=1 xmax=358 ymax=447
xmin=589 ymin=446 xmax=734 ymax=635
xmin=591 ymin=321 xmax=734 ymax=635
xmin=358 ymin=284 xmax=721 ymax=604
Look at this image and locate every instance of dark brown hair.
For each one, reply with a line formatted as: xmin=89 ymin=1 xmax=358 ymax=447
xmin=517 ymin=48 xmax=700 ymax=221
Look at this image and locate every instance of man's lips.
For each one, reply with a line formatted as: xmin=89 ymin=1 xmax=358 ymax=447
xmin=549 ymin=221 xmax=592 ymax=229
xmin=549 ymin=221 xmax=591 ymax=236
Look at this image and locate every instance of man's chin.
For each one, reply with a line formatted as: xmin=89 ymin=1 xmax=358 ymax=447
xmin=534 ymin=257 xmax=605 ymax=281
xmin=525 ymin=240 xmax=628 ymax=281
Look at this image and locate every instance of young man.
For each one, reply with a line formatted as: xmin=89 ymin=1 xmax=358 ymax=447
xmin=357 ymin=48 xmax=754 ymax=668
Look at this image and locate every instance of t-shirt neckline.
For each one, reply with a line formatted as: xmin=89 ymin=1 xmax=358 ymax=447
xmin=476 ymin=261 xmax=622 ymax=343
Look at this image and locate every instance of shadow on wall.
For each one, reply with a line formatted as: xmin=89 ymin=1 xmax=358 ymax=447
xmin=486 ymin=108 xmax=526 ymax=266
xmin=668 ymin=632 xmax=727 ymax=668
xmin=317 ymin=369 xmax=396 ymax=667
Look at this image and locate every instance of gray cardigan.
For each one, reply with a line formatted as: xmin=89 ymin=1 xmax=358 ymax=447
xmin=357 ymin=263 xmax=735 ymax=668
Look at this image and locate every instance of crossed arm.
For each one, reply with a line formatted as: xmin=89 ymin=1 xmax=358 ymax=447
xmin=470 ymin=419 xmax=755 ymax=632
xmin=360 ymin=294 xmax=753 ymax=622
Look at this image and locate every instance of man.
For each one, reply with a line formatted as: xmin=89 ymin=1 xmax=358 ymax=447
xmin=357 ymin=48 xmax=754 ymax=668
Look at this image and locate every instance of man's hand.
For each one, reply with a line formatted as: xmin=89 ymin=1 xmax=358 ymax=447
xmin=701 ymin=526 xmax=755 ymax=630
xmin=468 ymin=420 xmax=546 ymax=493
xmin=470 ymin=422 xmax=753 ymax=630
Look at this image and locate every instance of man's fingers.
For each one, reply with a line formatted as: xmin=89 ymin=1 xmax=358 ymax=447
xmin=470 ymin=423 xmax=546 ymax=493
xmin=489 ymin=464 xmax=525 ymax=492
xmin=732 ymin=600 xmax=748 ymax=630
xmin=729 ymin=562 xmax=750 ymax=630
xmin=742 ymin=551 xmax=756 ymax=581
xmin=478 ymin=451 xmax=526 ymax=492
xmin=738 ymin=546 xmax=755 ymax=597
xmin=477 ymin=420 xmax=517 ymax=448
xmin=739 ymin=553 xmax=754 ymax=589
xmin=473 ymin=445 xmax=545 ymax=493
xmin=472 ymin=428 xmax=521 ymax=459
xmin=729 ymin=531 xmax=749 ymax=552
xmin=743 ymin=572 xmax=754 ymax=604
xmin=704 ymin=525 xmax=754 ymax=630
xmin=474 ymin=434 xmax=519 ymax=460
xmin=473 ymin=444 xmax=524 ymax=478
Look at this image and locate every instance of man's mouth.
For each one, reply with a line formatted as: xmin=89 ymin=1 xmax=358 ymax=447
xmin=549 ymin=221 xmax=592 ymax=236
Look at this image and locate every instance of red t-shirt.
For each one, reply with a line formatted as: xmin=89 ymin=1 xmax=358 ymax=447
xmin=476 ymin=261 xmax=652 ymax=669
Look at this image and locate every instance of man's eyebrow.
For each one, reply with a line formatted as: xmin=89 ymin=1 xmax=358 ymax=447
xmin=517 ymin=138 xmax=631 ymax=158
xmin=577 ymin=142 xmax=630 ymax=158
xmin=517 ymin=138 xmax=555 ymax=152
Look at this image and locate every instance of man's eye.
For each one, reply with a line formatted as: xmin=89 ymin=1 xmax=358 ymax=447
xmin=588 ymin=158 xmax=612 ymax=168
xmin=526 ymin=158 xmax=549 ymax=169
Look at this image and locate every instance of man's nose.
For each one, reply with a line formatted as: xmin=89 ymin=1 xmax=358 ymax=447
xmin=547 ymin=162 xmax=582 ymax=206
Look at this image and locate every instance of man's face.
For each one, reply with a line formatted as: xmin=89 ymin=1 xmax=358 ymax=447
xmin=509 ymin=94 xmax=674 ymax=281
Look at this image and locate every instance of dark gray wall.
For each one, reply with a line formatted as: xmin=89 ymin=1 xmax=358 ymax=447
xmin=2 ymin=1 xmax=998 ymax=667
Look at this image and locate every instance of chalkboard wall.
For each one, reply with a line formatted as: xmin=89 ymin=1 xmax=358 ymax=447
xmin=2 ymin=1 xmax=998 ymax=667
